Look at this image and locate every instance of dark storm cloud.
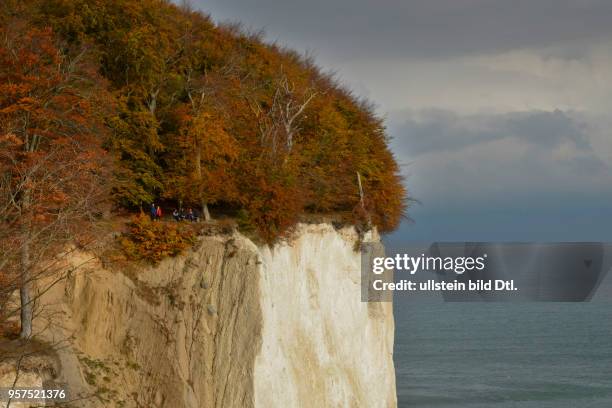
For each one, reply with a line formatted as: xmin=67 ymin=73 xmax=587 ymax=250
xmin=391 ymin=109 xmax=595 ymax=156
xmin=193 ymin=0 xmax=612 ymax=59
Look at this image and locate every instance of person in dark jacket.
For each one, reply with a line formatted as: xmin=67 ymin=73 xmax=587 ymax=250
xmin=150 ymin=203 xmax=156 ymax=221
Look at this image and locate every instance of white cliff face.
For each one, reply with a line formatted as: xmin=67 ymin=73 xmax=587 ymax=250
xmin=255 ymin=224 xmax=396 ymax=408
xmin=13 ymin=223 xmax=396 ymax=407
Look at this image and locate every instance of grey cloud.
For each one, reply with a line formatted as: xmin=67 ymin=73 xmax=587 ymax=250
xmin=505 ymin=111 xmax=592 ymax=151
xmin=192 ymin=0 xmax=612 ymax=60
xmin=387 ymin=109 xmax=612 ymax=213
xmin=390 ymin=109 xmax=596 ymax=157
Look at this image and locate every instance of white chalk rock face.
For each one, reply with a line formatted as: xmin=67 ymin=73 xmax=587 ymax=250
xmin=29 ymin=223 xmax=396 ymax=407
xmin=255 ymin=224 xmax=396 ymax=408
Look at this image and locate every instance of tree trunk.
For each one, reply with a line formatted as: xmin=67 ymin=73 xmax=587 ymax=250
xmin=20 ymin=232 xmax=32 ymax=339
xmin=19 ymin=183 xmax=33 ymax=339
xmin=195 ymin=139 xmax=202 ymax=178
xmin=202 ymin=201 xmax=211 ymax=221
xmin=357 ymin=171 xmax=372 ymax=228
xmin=194 ymin=139 xmax=211 ymax=221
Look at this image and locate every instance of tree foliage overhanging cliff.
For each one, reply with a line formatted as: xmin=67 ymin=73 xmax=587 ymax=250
xmin=1 ymin=0 xmax=407 ymax=242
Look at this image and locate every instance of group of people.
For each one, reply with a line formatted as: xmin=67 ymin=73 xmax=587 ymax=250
xmin=149 ymin=203 xmax=199 ymax=222
xmin=172 ymin=207 xmax=199 ymax=222
xmin=150 ymin=203 xmax=163 ymax=220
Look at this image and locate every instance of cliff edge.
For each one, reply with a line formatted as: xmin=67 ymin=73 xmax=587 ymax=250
xmin=2 ymin=223 xmax=396 ymax=407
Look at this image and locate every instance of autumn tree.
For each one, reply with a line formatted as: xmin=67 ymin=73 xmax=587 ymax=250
xmin=248 ymin=72 xmax=317 ymax=158
xmin=168 ymin=102 xmax=239 ymax=220
xmin=8 ymin=0 xmax=409 ymax=242
xmin=0 ymin=23 xmax=111 ymax=338
xmin=165 ymin=12 xmax=242 ymax=220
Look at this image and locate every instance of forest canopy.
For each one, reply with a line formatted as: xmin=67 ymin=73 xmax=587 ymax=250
xmin=1 ymin=0 xmax=407 ymax=242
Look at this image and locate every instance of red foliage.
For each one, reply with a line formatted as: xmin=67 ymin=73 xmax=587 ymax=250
xmin=0 ymin=22 xmax=112 ymax=298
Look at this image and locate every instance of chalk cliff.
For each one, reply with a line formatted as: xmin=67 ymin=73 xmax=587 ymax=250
xmin=3 ymin=224 xmax=396 ymax=407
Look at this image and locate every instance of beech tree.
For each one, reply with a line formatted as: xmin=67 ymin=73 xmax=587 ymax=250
xmin=248 ymin=73 xmax=316 ymax=158
xmin=169 ymin=76 xmax=239 ymax=220
xmin=0 ymin=24 xmax=110 ymax=338
xmin=5 ymin=0 xmax=408 ymax=242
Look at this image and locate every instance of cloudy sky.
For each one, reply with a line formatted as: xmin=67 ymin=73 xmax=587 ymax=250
xmin=190 ymin=0 xmax=612 ymax=242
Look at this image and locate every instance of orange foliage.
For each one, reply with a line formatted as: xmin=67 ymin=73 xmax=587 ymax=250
xmin=3 ymin=0 xmax=409 ymax=243
xmin=118 ymin=213 xmax=196 ymax=265
xmin=0 ymin=21 xmax=111 ymax=290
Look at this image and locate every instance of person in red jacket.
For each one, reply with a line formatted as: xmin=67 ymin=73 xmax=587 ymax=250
xmin=156 ymin=205 xmax=162 ymax=220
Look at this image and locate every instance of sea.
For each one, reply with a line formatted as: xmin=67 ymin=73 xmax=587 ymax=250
xmin=393 ymin=300 xmax=612 ymax=407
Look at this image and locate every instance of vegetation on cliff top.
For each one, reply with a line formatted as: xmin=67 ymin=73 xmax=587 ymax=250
xmin=1 ymin=0 xmax=407 ymax=243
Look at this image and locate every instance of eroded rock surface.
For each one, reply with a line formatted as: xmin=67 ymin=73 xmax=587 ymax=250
xmin=15 ymin=224 xmax=396 ymax=407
